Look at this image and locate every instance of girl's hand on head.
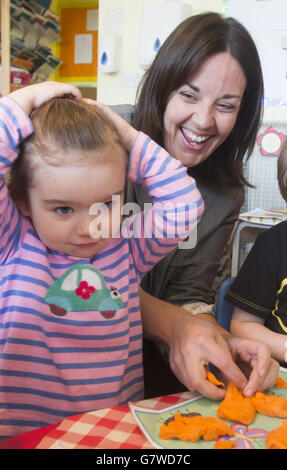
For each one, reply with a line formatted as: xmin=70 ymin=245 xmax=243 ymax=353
xmin=8 ymin=81 xmax=81 ymax=115
xmin=83 ymin=99 xmax=138 ymax=151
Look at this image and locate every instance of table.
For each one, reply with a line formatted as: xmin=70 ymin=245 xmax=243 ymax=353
xmin=0 ymin=391 xmax=193 ymax=449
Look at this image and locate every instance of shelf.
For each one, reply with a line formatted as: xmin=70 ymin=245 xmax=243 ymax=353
xmin=1 ymin=0 xmax=61 ymax=95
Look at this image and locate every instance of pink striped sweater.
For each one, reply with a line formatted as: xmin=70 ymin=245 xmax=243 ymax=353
xmin=0 ymin=96 xmax=203 ymax=439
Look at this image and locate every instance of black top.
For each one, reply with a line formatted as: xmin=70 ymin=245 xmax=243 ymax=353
xmin=226 ymin=220 xmax=287 ymax=334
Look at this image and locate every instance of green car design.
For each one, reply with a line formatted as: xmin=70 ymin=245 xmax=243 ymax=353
xmin=45 ymin=265 xmax=123 ymax=318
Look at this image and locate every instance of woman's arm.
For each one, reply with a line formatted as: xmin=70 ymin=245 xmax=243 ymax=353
xmin=140 ymin=289 xmax=279 ymax=399
xmin=231 ymin=307 xmax=287 ymax=363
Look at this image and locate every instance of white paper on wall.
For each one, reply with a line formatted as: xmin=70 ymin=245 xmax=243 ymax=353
xmin=86 ymin=9 xmax=98 ymax=31
xmin=74 ymin=34 xmax=93 ymax=64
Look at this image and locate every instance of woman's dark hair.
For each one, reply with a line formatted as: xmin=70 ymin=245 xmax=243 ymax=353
xmin=134 ymin=12 xmax=264 ymax=189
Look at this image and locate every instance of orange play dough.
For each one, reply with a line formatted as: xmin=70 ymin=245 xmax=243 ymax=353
xmin=159 ymin=413 xmax=235 ymax=443
xmin=206 ymin=370 xmax=225 ymax=387
xmin=266 ymin=421 xmax=287 ymax=449
xmin=252 ymin=392 xmax=287 ymax=418
xmin=159 ymin=377 xmax=287 ymax=447
xmin=217 ymin=382 xmax=256 ymax=425
xmin=275 ymin=377 xmax=287 ymax=388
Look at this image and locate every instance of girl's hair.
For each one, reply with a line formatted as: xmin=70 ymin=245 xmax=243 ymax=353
xmin=278 ymin=139 xmax=287 ymax=202
xmin=134 ymin=12 xmax=264 ymax=189
xmin=8 ymin=97 xmax=123 ymax=205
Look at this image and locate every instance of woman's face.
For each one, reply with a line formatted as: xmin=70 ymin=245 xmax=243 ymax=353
xmin=163 ymin=52 xmax=247 ymax=167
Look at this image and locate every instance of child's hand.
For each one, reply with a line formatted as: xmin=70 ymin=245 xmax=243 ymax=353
xmin=8 ymin=81 xmax=81 ymax=115
xmin=84 ymin=99 xmax=138 ymax=151
xmin=226 ymin=336 xmax=280 ymax=397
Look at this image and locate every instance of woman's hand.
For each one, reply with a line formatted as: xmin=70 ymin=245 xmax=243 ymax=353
xmin=140 ymin=290 xmax=279 ymax=399
xmin=83 ymin=99 xmax=138 ymax=151
xmin=169 ymin=314 xmax=279 ymax=400
xmin=169 ymin=315 xmax=249 ymax=399
xmin=9 ymin=81 xmax=81 ymax=115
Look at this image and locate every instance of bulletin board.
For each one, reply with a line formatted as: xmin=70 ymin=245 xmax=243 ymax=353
xmin=52 ymin=1 xmax=99 ymax=85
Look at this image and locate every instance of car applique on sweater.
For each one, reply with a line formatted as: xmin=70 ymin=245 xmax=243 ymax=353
xmin=45 ymin=265 xmax=123 ymax=318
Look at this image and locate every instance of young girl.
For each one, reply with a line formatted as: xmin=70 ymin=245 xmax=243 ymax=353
xmin=0 ymin=81 xmax=203 ymax=439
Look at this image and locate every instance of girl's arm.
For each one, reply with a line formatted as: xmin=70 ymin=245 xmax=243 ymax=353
xmin=126 ymin=132 xmax=203 ymax=280
xmin=231 ymin=307 xmax=287 ymax=363
xmin=88 ymin=100 xmax=204 ymax=278
xmin=83 ymin=99 xmax=138 ymax=150
xmin=0 ymin=95 xmax=34 ymax=257
xmin=9 ymin=81 xmax=81 ymax=115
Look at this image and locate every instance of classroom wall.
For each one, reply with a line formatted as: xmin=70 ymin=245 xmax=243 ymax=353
xmin=50 ymin=0 xmax=287 ymax=123
xmin=50 ymin=0 xmax=98 ymax=87
xmin=97 ymin=0 xmax=222 ymax=106
xmin=97 ymin=0 xmax=287 ymax=124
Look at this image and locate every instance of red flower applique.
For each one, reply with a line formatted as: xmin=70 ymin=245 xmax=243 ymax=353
xmin=75 ymin=281 xmax=96 ymax=300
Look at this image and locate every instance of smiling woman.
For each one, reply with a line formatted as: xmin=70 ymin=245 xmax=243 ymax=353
xmin=163 ymin=52 xmax=247 ymax=168
xmin=132 ymin=12 xmax=263 ymax=189
xmin=111 ymin=11 xmax=268 ymax=398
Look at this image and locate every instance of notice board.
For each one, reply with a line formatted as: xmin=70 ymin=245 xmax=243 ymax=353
xmin=58 ymin=6 xmax=98 ymax=83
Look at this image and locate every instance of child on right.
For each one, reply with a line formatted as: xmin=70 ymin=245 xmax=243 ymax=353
xmin=226 ymin=138 xmax=287 ymax=366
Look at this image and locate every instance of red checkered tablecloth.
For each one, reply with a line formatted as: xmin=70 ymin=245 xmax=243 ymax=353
xmin=36 ymin=405 xmax=149 ymax=449
xmin=4 ymin=392 xmax=192 ymax=450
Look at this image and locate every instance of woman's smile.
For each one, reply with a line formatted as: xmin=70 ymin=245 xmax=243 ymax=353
xmin=163 ymin=52 xmax=246 ymax=167
xmin=180 ymin=127 xmax=211 ymax=148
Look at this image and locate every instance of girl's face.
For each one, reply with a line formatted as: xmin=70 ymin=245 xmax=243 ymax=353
xmin=20 ymin=143 xmax=127 ymax=258
xmin=163 ymin=52 xmax=247 ymax=167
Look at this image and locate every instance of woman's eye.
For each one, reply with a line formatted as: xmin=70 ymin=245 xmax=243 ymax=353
xmin=180 ymin=91 xmax=196 ymax=101
xmin=217 ymin=103 xmax=235 ymax=112
xmin=55 ymin=207 xmax=73 ymax=215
